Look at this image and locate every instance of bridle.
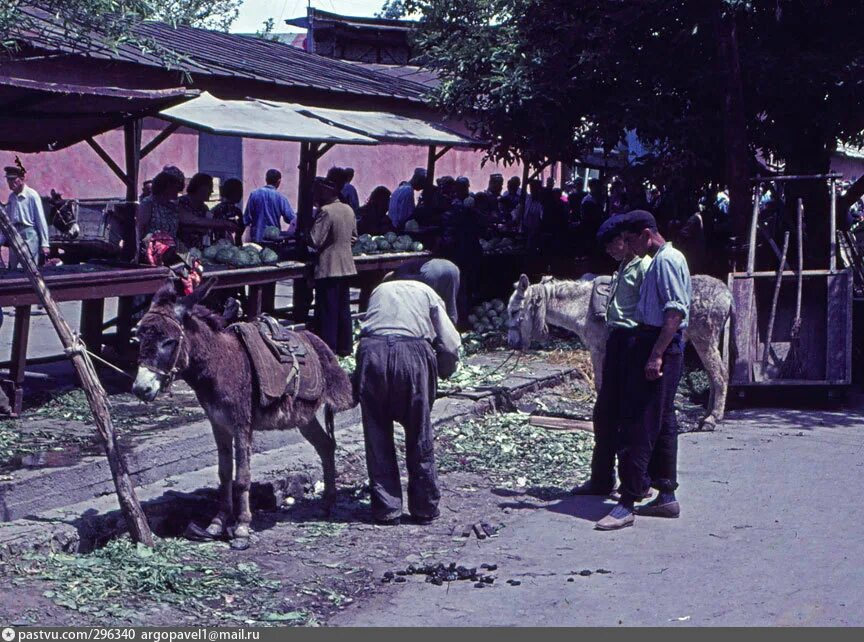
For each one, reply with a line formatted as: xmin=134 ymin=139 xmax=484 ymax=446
xmin=137 ymin=309 xmax=187 ymax=392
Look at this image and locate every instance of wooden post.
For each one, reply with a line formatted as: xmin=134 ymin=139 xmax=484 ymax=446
xmin=0 ymin=205 xmax=153 ymax=546
xmin=121 ymin=120 xmax=142 ymax=263
xmin=8 ymin=305 xmax=31 ymax=415
xmin=426 ymin=145 xmax=436 ymax=189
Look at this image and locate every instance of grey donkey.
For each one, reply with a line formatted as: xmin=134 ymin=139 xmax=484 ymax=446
xmin=507 ymin=273 xmax=733 ymax=430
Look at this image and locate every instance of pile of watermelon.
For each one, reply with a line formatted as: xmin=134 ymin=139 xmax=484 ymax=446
xmin=201 ymin=239 xmax=279 ymax=267
xmin=467 ymin=299 xmax=508 ymax=334
xmin=352 ymin=232 xmax=424 ymax=256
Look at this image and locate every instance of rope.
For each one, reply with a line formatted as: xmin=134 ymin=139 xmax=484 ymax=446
xmin=65 ymin=334 xmax=135 ymax=380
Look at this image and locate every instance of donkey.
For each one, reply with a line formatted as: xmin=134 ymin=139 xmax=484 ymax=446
xmin=132 ymin=279 xmax=355 ymax=542
xmin=44 ymin=190 xmax=80 ymax=240
xmin=507 ymin=273 xmax=732 ymax=429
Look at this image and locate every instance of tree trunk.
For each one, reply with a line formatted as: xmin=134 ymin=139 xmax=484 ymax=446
xmin=715 ymin=8 xmax=751 ymax=269
xmin=0 ymin=206 xmax=153 ymax=546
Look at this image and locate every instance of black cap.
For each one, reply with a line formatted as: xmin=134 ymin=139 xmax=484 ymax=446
xmin=596 ymin=214 xmax=626 ymax=244
xmin=620 ymin=209 xmax=657 ymax=234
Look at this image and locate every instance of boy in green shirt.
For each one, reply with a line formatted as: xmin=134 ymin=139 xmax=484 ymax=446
xmin=573 ymin=214 xmax=651 ymax=495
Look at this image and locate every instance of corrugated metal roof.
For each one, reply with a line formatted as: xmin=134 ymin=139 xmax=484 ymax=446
xmin=11 ymin=6 xmax=429 ymax=103
xmin=159 ymin=92 xmax=377 ymax=144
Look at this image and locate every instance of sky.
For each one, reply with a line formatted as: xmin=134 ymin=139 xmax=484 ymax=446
xmin=231 ymin=0 xmax=386 ymax=33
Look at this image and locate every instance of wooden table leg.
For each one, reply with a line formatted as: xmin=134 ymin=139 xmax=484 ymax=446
xmin=116 ymin=296 xmax=135 ymax=349
xmin=247 ymin=285 xmax=264 ymax=318
xmin=80 ymin=299 xmax=105 ymax=358
xmin=292 ymin=278 xmax=313 ymax=324
xmin=262 ymin=282 xmax=276 ymax=314
xmin=9 ymin=305 xmax=31 ymax=415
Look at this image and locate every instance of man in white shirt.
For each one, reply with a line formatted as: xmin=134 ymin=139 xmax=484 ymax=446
xmin=355 ymin=279 xmax=461 ymax=525
xmin=4 ymin=162 xmax=50 ymax=270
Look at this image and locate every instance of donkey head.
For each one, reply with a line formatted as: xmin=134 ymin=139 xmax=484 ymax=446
xmin=507 ymin=274 xmax=549 ymax=350
xmin=47 ymin=190 xmax=80 ymax=239
xmin=132 ymin=278 xmax=216 ymax=401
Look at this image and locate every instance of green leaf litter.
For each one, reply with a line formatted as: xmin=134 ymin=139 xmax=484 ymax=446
xmin=437 ymin=411 xmax=593 ymax=499
xmin=12 ymin=537 xmax=306 ymax=625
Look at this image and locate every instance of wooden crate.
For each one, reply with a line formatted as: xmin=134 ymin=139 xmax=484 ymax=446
xmin=726 ymin=268 xmax=852 ymax=386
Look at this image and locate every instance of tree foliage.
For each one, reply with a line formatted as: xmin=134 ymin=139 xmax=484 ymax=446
xmin=397 ymin=0 xmax=864 ymax=186
xmin=1 ymin=1 xmax=241 ymax=54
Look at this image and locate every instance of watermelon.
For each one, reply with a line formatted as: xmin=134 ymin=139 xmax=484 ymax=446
xmin=259 ymin=248 xmax=279 ymax=264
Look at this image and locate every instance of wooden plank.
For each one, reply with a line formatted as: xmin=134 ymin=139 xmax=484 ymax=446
xmin=529 ymin=415 xmax=594 ymax=433
xmin=826 ymin=270 xmax=852 ymax=383
xmin=729 ymin=275 xmax=755 ymax=384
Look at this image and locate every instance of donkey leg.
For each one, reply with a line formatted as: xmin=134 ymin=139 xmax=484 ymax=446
xmin=690 ymin=334 xmax=728 ymax=429
xmin=298 ymin=407 xmax=338 ymax=504
xmin=233 ymin=429 xmax=253 ymax=539
xmin=207 ymin=424 xmax=234 ymax=537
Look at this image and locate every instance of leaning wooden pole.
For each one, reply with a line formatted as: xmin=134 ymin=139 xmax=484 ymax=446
xmin=0 ymin=205 xmax=153 ymax=546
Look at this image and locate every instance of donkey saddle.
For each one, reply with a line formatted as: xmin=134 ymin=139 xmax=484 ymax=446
xmin=232 ymin=315 xmax=324 ymax=407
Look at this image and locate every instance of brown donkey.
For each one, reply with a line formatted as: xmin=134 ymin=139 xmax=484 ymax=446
xmin=132 ymin=280 xmax=355 ymax=542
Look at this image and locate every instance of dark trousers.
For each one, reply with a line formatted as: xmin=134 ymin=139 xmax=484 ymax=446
xmin=590 ymin=328 xmax=634 ymax=489
xmin=617 ymin=326 xmax=684 ymax=503
xmin=314 ymin=277 xmax=353 ymax=356
xmin=355 ymin=336 xmax=440 ymax=521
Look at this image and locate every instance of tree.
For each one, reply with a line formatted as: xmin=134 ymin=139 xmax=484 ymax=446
xmin=398 ymin=0 xmax=864 ymax=254
xmin=1 ymin=1 xmax=241 ymax=55
xmin=145 ymin=0 xmax=242 ymax=31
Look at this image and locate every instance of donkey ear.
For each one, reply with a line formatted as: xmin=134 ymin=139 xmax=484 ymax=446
xmin=180 ymin=277 xmax=218 ymax=309
xmin=152 ymin=278 xmax=179 ymax=307
xmin=517 ymin=274 xmax=530 ymax=291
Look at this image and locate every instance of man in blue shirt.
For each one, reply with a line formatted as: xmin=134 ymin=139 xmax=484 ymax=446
xmin=243 ymin=169 xmax=296 ymax=242
xmin=596 ymin=210 xmax=692 ymax=531
xmin=388 ymin=168 xmax=426 ymax=231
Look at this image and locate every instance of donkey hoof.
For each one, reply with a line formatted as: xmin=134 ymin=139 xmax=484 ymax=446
xmin=230 ymin=537 xmax=251 ymax=551
xmin=205 ymin=522 xmax=226 ymax=538
xmin=233 ymin=524 xmax=251 ymax=539
xmin=699 ymin=417 xmax=717 ymax=432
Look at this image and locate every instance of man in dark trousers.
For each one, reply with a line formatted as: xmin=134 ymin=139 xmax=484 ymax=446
xmin=572 ymin=214 xmax=650 ymax=496
xmin=355 ymin=279 xmax=461 ymax=525
xmin=596 ymin=210 xmax=691 ymax=531
xmin=309 ymin=177 xmax=357 ymax=356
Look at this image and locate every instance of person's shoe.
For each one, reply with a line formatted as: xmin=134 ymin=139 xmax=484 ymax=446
xmin=595 ymin=504 xmax=635 ymax=531
xmin=410 ymin=510 xmax=440 ymax=525
xmin=374 ymin=516 xmax=401 ymax=526
xmin=635 ymin=497 xmax=680 ymax=518
xmin=571 ymin=479 xmax=614 ymax=496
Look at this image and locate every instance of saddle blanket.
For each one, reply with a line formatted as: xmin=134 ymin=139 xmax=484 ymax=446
xmin=233 ymin=316 xmax=324 ymax=407
xmin=590 ymin=275 xmax=613 ymax=320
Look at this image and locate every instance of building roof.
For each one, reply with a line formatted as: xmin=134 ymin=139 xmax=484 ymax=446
xmin=0 ymin=77 xmax=195 ymax=152
xmin=285 ymin=8 xmax=415 ymax=33
xmin=157 ymin=92 xmax=477 ymax=148
xmin=9 ymin=5 xmax=429 ymax=103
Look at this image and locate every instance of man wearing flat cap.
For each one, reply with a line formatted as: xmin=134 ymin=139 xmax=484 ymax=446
xmin=3 ymin=161 xmax=50 ymax=270
xmin=573 ymin=213 xmax=651 ymax=498
xmin=596 ymin=209 xmax=691 ymax=531
xmin=309 ymin=176 xmax=358 ymax=356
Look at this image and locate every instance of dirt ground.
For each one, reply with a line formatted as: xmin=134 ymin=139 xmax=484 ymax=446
xmin=0 ymin=362 xmax=719 ymax=628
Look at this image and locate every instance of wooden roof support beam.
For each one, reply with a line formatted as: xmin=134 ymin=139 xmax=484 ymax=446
xmin=85 ymin=137 xmax=127 ymax=185
xmin=140 ymin=122 xmax=180 ymax=159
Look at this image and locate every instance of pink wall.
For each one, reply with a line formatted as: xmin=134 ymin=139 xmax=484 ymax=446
xmin=6 ymin=123 xmax=523 ymax=207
